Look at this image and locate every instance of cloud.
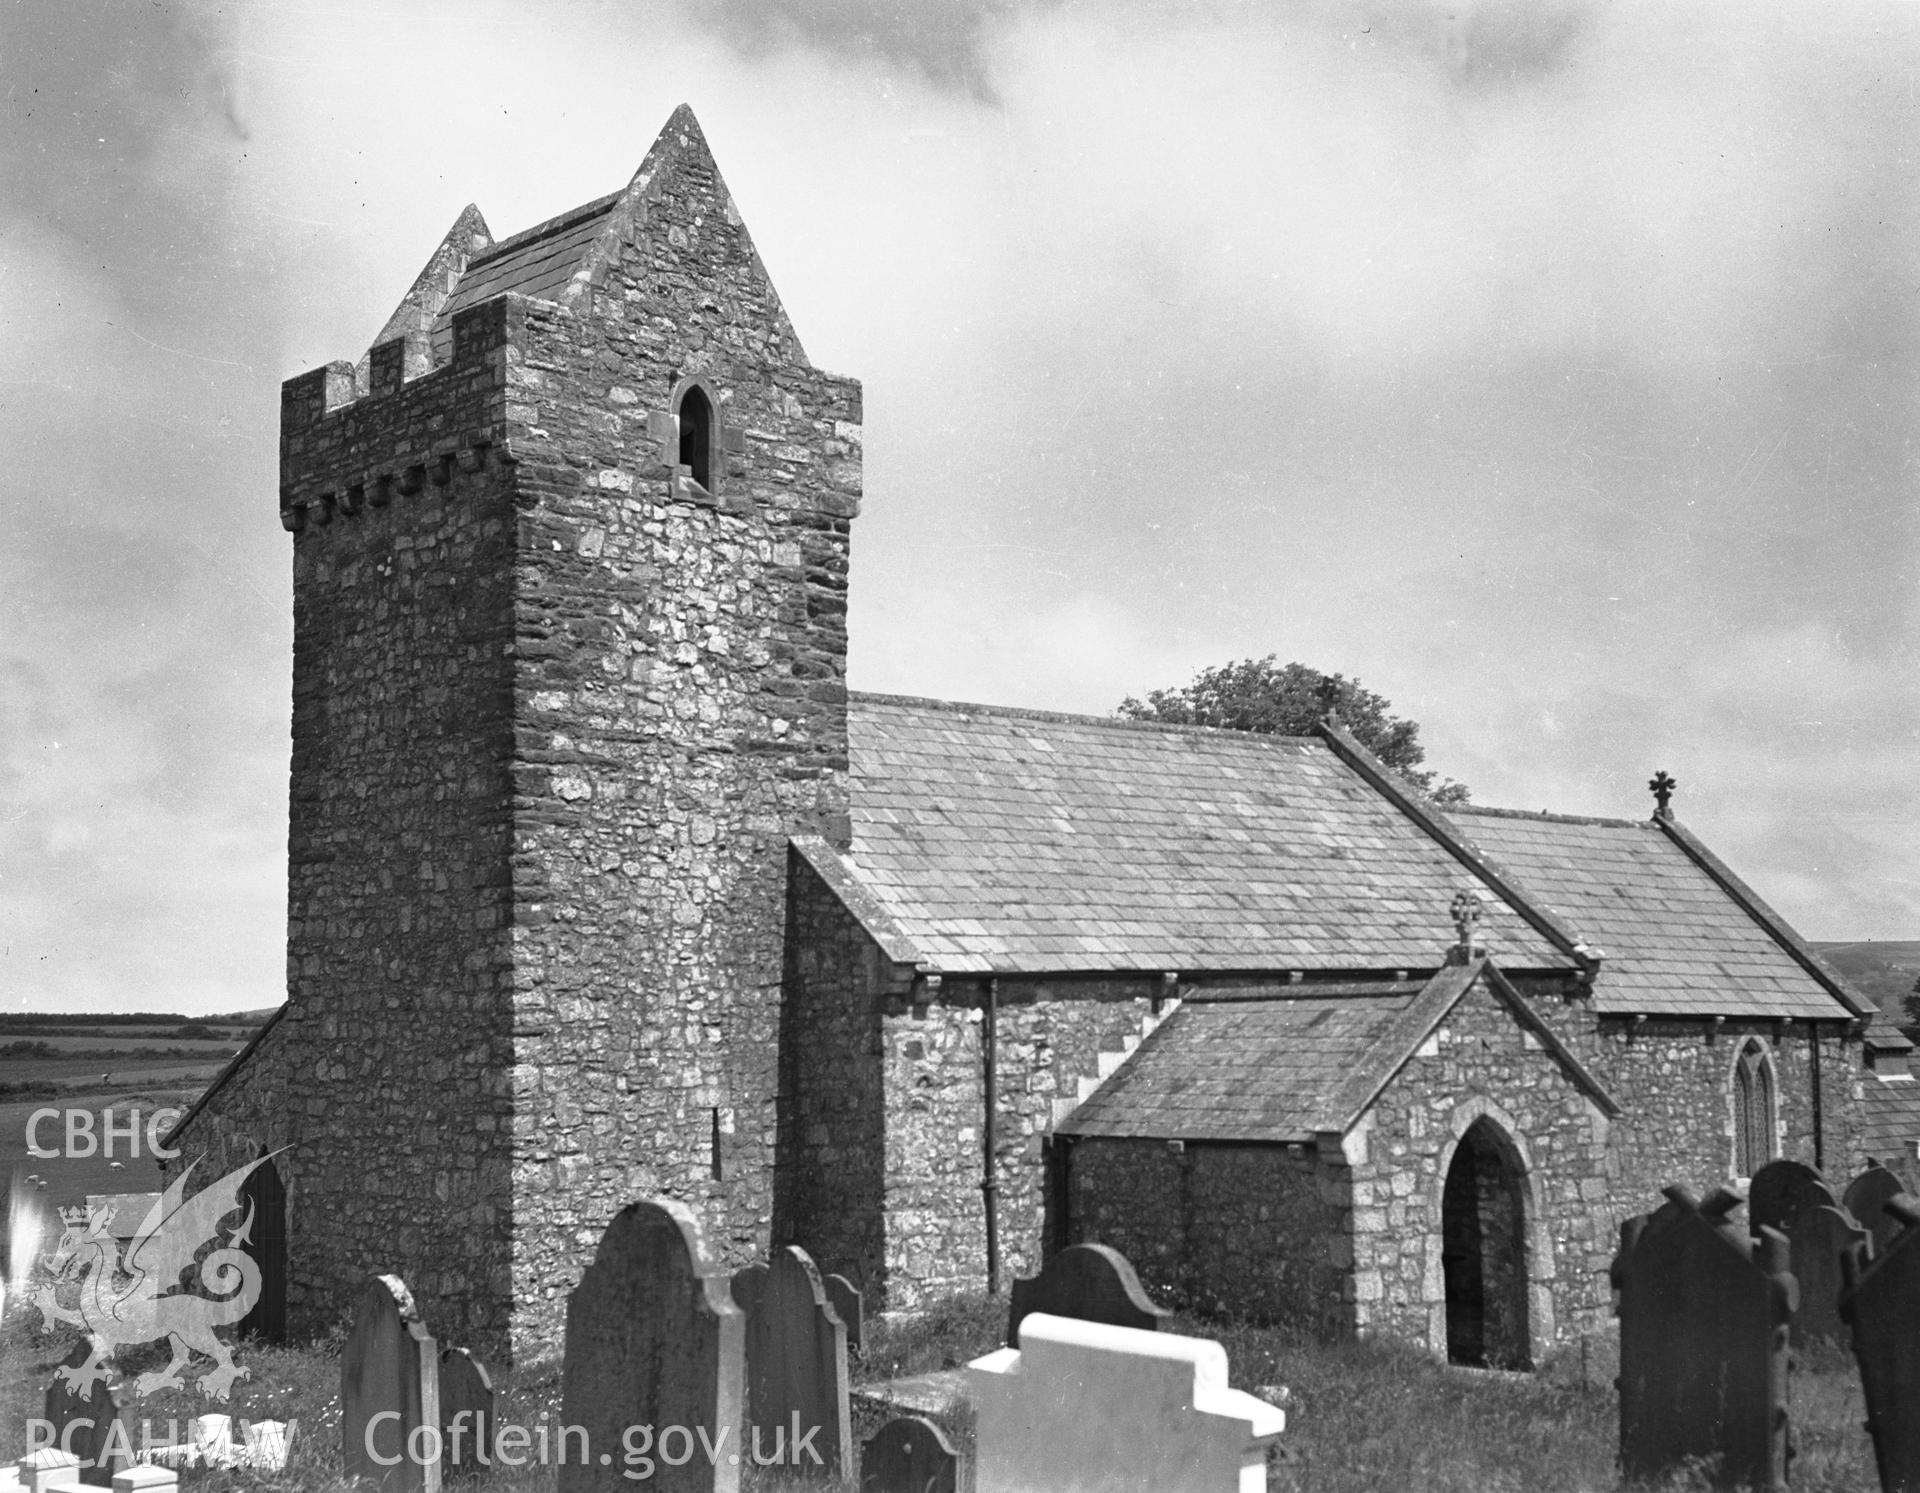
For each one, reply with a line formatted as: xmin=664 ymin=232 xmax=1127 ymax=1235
xmin=683 ymin=0 xmax=1059 ymax=99
xmin=2 ymin=0 xmax=1915 ymax=1012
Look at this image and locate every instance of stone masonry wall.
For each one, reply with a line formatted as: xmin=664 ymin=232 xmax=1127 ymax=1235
xmin=1352 ymin=978 xmax=1614 ymax=1359
xmin=1063 ymin=1139 xmax=1346 ymax=1334
xmin=167 ymin=295 xmax=524 ymax=1355
xmin=878 ymin=977 xmax=1161 ymax=1310
xmin=496 ymin=119 xmax=861 ymax=1360
xmin=772 ymin=852 xmax=891 ymax=1291
xmin=1519 ymin=995 xmax=1867 ymax=1226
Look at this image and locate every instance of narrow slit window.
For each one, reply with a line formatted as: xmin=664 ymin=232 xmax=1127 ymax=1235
xmin=710 ymin=1105 xmax=723 ymax=1181
xmin=678 ymin=384 xmax=713 ymax=493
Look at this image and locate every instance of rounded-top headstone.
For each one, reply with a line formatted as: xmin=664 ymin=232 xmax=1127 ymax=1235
xmin=438 ymin=1346 xmax=495 ymax=1473
xmin=730 ymin=1262 xmax=768 ymax=1320
xmin=1006 ymin=1243 xmax=1171 ymax=1346
xmin=1747 ymin=1158 xmax=1833 ymax=1239
xmin=1792 ymin=1204 xmax=1869 ymax=1345
xmin=559 ymin=1199 xmax=743 ymax=1493
xmin=340 ymin=1274 xmax=437 ymax=1493
xmin=742 ymin=1246 xmax=852 ymax=1479
xmin=824 ymin=1273 xmax=864 ymax=1355
xmin=860 ymin=1414 xmax=961 ymax=1493
xmin=1847 ymin=1162 xmax=1908 ymax=1254
xmin=45 ymin=1341 xmax=129 ymax=1488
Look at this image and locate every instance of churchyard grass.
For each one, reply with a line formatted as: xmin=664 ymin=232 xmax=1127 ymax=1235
xmin=0 ymin=1297 xmax=1883 ymax=1491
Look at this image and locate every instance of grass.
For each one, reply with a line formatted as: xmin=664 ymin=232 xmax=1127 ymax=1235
xmin=0 ymin=1292 xmax=1883 ymax=1492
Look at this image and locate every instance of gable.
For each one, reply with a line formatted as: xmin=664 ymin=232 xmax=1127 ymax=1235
xmin=377 ymin=105 xmax=808 ymax=374
xmin=1447 ymin=808 xmax=1861 ymax=1021
xmin=1059 ymin=959 xmax=1615 ymax=1142
xmin=832 ymin=694 xmax=1576 ymax=976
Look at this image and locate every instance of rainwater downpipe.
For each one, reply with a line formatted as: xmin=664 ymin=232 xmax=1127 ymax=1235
xmin=983 ymin=975 xmax=1001 ymax=1296
xmin=1810 ymin=1020 xmax=1825 ymax=1171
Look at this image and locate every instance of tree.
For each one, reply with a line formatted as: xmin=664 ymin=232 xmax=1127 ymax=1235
xmin=1901 ymin=973 xmax=1920 ymax=1037
xmin=1118 ymin=656 xmax=1471 ymax=805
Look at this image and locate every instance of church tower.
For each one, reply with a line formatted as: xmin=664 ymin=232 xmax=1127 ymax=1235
xmin=169 ymin=107 xmax=861 ymax=1360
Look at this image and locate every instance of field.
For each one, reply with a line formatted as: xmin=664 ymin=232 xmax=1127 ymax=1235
xmin=1811 ymin=939 xmax=1920 ymax=1016
xmin=0 ymin=1014 xmax=268 ymax=1263
xmin=0 ymin=1292 xmax=1879 ymax=1492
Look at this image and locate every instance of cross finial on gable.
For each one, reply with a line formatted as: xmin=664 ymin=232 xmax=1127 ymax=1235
xmin=1649 ymin=769 xmax=1677 ymax=819
xmin=1448 ymin=888 xmax=1486 ymax=963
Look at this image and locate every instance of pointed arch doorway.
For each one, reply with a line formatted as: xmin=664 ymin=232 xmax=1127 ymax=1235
xmin=1441 ymin=1117 xmax=1531 ymax=1369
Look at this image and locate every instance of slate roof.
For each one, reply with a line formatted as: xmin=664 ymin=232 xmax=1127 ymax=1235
xmin=836 ymin=694 xmax=1575 ymax=975
xmin=427 ymin=192 xmax=620 ymax=362
xmin=1058 ymin=960 xmax=1616 ymax=1142
xmin=1862 ymin=1077 xmax=1920 ymax=1168
xmin=1443 ymin=807 xmax=1861 ymax=1020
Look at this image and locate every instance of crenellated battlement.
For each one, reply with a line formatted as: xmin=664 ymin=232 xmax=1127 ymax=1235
xmin=203 ymin=104 xmax=864 ymax=1362
xmin=279 ymin=295 xmax=523 ymax=532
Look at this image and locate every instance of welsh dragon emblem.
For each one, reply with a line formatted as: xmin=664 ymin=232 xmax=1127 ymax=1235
xmin=34 ymin=1152 xmax=281 ymax=1401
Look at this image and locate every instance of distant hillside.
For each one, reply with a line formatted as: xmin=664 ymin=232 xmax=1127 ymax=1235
xmin=0 ymin=1008 xmax=275 ymax=1035
xmin=1813 ymin=941 xmax=1920 ymax=1018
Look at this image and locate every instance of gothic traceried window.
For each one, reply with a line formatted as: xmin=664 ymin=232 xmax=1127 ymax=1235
xmin=1734 ymin=1041 xmax=1776 ymax=1177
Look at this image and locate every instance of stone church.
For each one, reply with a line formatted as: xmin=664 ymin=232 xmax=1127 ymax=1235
xmin=168 ymin=107 xmax=1884 ymax=1370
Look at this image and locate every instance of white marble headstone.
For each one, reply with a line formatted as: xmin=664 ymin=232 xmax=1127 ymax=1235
xmin=109 ymin=1469 xmax=176 ymax=1493
xmin=968 ymin=1313 xmax=1287 ymax=1493
xmin=18 ymin=1451 xmax=81 ymax=1493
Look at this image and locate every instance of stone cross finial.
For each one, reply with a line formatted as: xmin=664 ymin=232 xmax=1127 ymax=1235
xmin=1315 ymin=675 xmax=1345 ymax=733
xmin=1649 ymin=770 xmax=1677 ymax=819
xmin=1449 ymin=889 xmax=1485 ymax=963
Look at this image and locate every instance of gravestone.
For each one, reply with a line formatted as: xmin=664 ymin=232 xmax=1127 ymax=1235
xmin=740 ymin=1246 xmax=852 ymax=1480
xmin=19 ymin=1451 xmax=81 ymax=1493
xmin=1006 ymin=1243 xmax=1171 ymax=1345
xmin=860 ymin=1415 xmax=962 ymax=1493
xmin=1748 ymin=1159 xmax=1830 ymax=1240
xmin=969 ymin=1313 xmax=1286 ymax=1493
xmin=825 ymin=1274 xmax=864 ymax=1355
xmin=1848 ymin=1162 xmax=1907 ymax=1255
xmin=439 ymin=1347 xmax=495 ymax=1475
xmin=731 ymin=1263 xmax=768 ymax=1321
xmin=110 ymin=1469 xmax=176 ymax=1493
xmin=1612 ymin=1186 xmax=1794 ymax=1492
xmin=341 ymin=1274 xmax=442 ymax=1493
xmin=559 ymin=1199 xmax=743 ymax=1493
xmin=1842 ymin=1191 xmax=1920 ymax=1493
xmin=44 ymin=1342 xmax=130 ymax=1486
xmin=1792 ymin=1204 xmax=1870 ymax=1346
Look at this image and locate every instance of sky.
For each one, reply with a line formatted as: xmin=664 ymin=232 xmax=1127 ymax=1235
xmin=1 ymin=0 xmax=1916 ymax=1014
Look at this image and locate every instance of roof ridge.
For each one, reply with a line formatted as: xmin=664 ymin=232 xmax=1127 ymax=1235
xmin=1449 ymin=804 xmax=1648 ymax=829
xmin=849 ymin=690 xmax=1322 ymax=745
xmin=1316 ymin=720 xmax=1599 ymax=970
xmin=466 ymin=189 xmax=623 ymax=265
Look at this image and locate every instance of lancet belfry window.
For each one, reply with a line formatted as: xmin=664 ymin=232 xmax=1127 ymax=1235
xmin=677 ymin=382 xmax=714 ymax=494
xmin=1733 ymin=1040 xmax=1776 ymax=1177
